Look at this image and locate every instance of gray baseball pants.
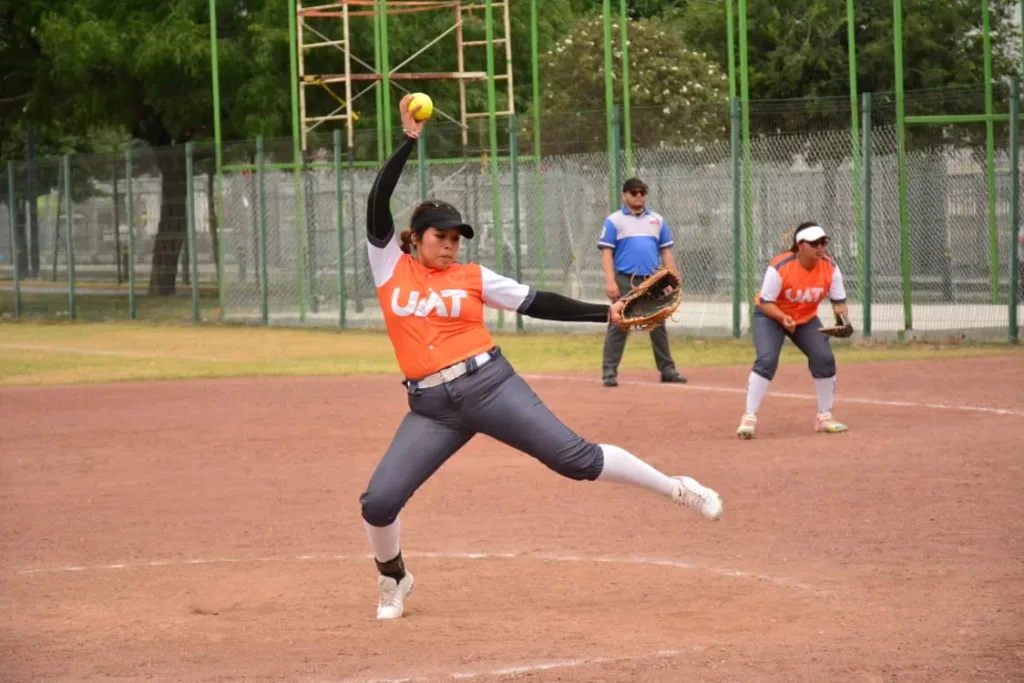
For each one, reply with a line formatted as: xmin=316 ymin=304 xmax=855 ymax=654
xmin=360 ymin=348 xmax=604 ymax=527
xmin=751 ymin=310 xmax=836 ymax=381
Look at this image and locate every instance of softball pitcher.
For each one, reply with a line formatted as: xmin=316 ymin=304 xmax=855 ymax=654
xmin=359 ymin=95 xmax=723 ymax=620
xmin=736 ymin=222 xmax=850 ymax=439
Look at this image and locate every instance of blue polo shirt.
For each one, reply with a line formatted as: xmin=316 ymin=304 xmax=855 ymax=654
xmin=597 ymin=207 xmax=673 ymax=276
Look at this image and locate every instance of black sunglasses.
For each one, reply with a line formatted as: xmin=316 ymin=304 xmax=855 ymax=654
xmin=627 ymin=189 xmax=647 ymax=197
xmin=804 ymin=238 xmax=829 ymax=248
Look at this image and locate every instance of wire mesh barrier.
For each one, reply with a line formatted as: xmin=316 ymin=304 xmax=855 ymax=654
xmin=2 ymin=90 xmax=1021 ymax=341
xmin=1 ymin=145 xmax=220 ymax=322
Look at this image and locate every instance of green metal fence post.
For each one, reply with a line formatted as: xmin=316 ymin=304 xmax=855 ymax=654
xmin=861 ymin=92 xmax=873 ymax=337
xmin=186 ymin=142 xmax=200 ymax=323
xmin=334 ymin=129 xmax=347 ymax=330
xmin=125 ymin=148 xmax=136 ymax=320
xmin=730 ymin=98 xmax=741 ymax=337
xmin=418 ymin=132 xmax=428 ymax=201
xmin=287 ymin=0 xmax=308 ymax=323
xmin=63 ymin=154 xmax=75 ymax=320
xmin=294 ymin=171 xmax=308 ymax=323
xmin=209 ymin=0 xmax=226 ymax=319
xmin=612 ymin=106 xmax=622 ymax=200
xmin=602 ymin=0 xmax=616 ymax=213
xmin=510 ymin=112 xmax=523 ymax=332
xmin=738 ymin=0 xmax=754 ymax=310
xmin=1009 ymin=77 xmax=1020 ymax=343
xmin=983 ymin=0 xmax=999 ymax=303
xmin=485 ymin=0 xmax=504 ymax=328
xmin=725 ymin=0 xmax=737 ymax=102
xmin=893 ymin=0 xmax=912 ymax=331
xmin=618 ymin=0 xmax=633 ymax=177
xmin=380 ymin=0 xmax=393 ymax=156
xmin=348 ymin=147 xmax=361 ymax=311
xmin=529 ymin=0 xmax=545 ymax=289
xmin=532 ymin=0 xmax=548 ymax=290
xmin=257 ymin=136 xmax=270 ymax=325
xmin=373 ymin=9 xmax=385 ymax=163
xmin=6 ymin=161 xmax=20 ymax=317
xmin=846 ymin=0 xmax=863 ymax=300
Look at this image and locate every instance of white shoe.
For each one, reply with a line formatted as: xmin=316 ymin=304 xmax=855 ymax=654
xmin=673 ymin=476 xmax=723 ymax=521
xmin=815 ymin=412 xmax=847 ymax=434
xmin=736 ymin=413 xmax=757 ymax=439
xmin=376 ymin=572 xmax=414 ymax=620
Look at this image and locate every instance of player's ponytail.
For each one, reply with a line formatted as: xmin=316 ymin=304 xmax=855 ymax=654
xmin=782 ymin=227 xmax=799 ymax=252
xmin=399 ymin=230 xmax=416 ymax=254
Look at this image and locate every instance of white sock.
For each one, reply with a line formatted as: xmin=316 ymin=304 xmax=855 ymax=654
xmin=596 ymin=444 xmax=676 ymax=498
xmin=815 ymin=376 xmax=836 ymax=414
xmin=746 ymin=372 xmax=771 ymax=415
xmin=363 ymin=517 xmax=401 ymax=563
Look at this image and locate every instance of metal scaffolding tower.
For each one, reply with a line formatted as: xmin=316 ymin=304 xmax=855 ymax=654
xmin=296 ymin=0 xmax=514 ymax=152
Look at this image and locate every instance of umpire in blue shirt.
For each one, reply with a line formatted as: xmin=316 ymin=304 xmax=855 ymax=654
xmin=599 ymin=178 xmax=687 ymax=387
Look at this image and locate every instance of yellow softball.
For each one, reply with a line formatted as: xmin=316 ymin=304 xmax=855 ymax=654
xmin=408 ymin=92 xmax=433 ymax=122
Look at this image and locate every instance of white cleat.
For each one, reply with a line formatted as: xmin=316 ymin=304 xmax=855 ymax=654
xmin=815 ymin=412 xmax=848 ymax=434
xmin=736 ymin=413 xmax=757 ymax=440
xmin=673 ymin=476 xmax=724 ymax=521
xmin=376 ymin=572 xmax=414 ymax=620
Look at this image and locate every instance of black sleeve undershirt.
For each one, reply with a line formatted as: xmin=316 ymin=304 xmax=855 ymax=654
xmin=518 ymin=289 xmax=609 ymax=323
xmin=366 ymin=135 xmax=417 ymax=248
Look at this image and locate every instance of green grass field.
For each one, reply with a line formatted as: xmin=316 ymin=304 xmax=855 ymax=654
xmin=1 ymin=320 xmax=1020 ymax=387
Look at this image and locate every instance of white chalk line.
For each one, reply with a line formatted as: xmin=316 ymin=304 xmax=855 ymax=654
xmin=522 ymin=374 xmax=1024 ymax=418
xmin=343 ymin=648 xmax=698 ymax=683
xmin=8 ymin=550 xmax=826 ymax=595
xmin=0 ymin=343 xmax=225 ymax=363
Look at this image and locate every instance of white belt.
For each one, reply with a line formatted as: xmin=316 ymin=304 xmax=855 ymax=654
xmin=409 ymin=351 xmax=493 ymax=390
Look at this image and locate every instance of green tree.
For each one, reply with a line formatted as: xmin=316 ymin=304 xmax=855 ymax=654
xmin=535 ymin=14 xmax=730 ymax=154
xmin=676 ymin=0 xmax=1022 ymax=119
xmin=1 ymin=1 xmax=137 ymax=277
xmin=35 ymin=0 xmax=276 ymax=294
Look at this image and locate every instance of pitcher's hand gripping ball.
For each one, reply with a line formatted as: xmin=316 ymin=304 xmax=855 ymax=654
xmin=615 ymin=267 xmax=683 ymax=332
xmin=408 ymin=93 xmax=433 ymax=122
xmin=819 ymin=312 xmax=854 ymax=338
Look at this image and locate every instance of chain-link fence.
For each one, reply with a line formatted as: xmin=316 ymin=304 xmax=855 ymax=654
xmin=3 ymin=88 xmax=1021 ymax=340
xmin=1 ymin=145 xmax=220 ymax=322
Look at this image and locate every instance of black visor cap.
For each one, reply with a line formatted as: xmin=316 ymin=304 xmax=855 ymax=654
xmin=411 ymin=204 xmax=475 ymax=239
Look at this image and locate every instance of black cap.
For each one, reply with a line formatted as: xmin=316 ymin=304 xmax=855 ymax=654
xmin=622 ymin=177 xmax=647 ymax=193
xmin=410 ymin=201 xmax=475 ymax=239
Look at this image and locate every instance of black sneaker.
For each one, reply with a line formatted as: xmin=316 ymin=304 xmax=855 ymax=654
xmin=603 ymin=376 xmax=618 ymax=387
xmin=660 ymin=373 xmax=687 ymax=384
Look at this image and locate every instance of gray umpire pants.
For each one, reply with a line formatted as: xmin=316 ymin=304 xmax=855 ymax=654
xmin=602 ymin=271 xmax=677 ymax=379
xmin=751 ymin=310 xmax=836 ymax=381
xmin=360 ymin=348 xmax=604 ymax=527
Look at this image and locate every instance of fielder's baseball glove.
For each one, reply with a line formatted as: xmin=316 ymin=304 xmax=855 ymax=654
xmin=819 ymin=312 xmax=854 ymax=338
xmin=616 ymin=268 xmax=683 ymax=332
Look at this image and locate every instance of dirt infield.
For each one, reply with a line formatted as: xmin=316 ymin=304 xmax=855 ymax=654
xmin=2 ymin=355 xmax=1022 ymax=682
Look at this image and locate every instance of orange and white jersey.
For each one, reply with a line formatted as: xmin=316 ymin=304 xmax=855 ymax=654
xmin=755 ymin=251 xmax=846 ymax=324
xmin=369 ymin=234 xmax=532 ymax=380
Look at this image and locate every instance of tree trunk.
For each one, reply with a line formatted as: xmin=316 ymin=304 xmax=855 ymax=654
xmin=13 ymin=201 xmax=29 ymax=277
xmin=180 ymin=237 xmax=191 ymax=286
xmin=207 ymin=171 xmax=220 ymax=284
xmin=148 ymin=148 xmax=187 ymax=295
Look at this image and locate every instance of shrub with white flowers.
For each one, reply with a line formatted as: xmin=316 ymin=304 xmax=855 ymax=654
xmin=532 ymin=14 xmax=729 ymax=152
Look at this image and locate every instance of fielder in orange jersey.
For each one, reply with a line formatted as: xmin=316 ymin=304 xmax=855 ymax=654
xmin=359 ymin=94 xmax=723 ymax=620
xmin=736 ymin=222 xmax=852 ymax=439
